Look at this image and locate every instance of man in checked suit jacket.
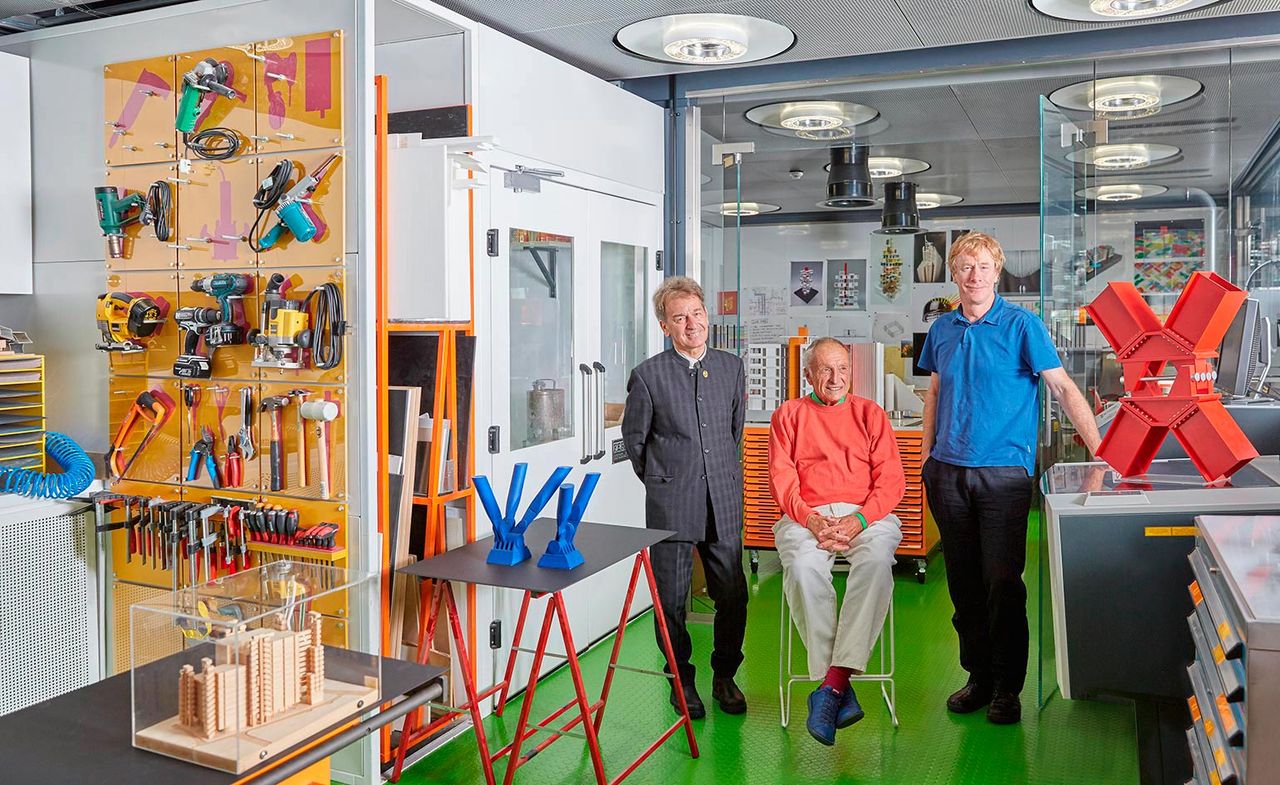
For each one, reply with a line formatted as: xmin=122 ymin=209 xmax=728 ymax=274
xmin=622 ymin=276 xmax=749 ymax=719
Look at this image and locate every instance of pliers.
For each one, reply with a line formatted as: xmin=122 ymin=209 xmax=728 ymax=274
xmin=224 ymin=434 xmax=243 ymax=488
xmin=186 ymin=426 xmax=222 ymax=488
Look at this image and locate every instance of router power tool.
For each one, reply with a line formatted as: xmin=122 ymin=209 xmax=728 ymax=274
xmin=95 ymin=291 xmax=167 ymax=353
xmin=250 ymin=154 xmax=341 ymax=253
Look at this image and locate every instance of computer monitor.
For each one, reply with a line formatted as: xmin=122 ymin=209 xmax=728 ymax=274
xmin=1216 ymin=298 xmax=1271 ymax=397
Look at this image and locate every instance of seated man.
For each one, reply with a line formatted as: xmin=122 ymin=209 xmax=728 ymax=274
xmin=769 ymin=337 xmax=905 ymax=746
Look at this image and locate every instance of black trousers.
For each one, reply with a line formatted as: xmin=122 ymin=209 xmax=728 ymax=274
xmin=922 ymin=458 xmax=1035 ymax=693
xmin=648 ymin=514 xmax=748 ymax=683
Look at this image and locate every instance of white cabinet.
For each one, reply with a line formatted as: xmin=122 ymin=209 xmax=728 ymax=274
xmin=0 ymin=50 xmax=31 ymax=295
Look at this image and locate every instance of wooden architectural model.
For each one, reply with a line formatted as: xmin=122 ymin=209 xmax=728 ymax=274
xmin=177 ymin=611 xmax=326 ymax=740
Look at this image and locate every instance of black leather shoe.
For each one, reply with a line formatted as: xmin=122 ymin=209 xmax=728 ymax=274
xmin=711 ymin=676 xmax=747 ymax=714
xmin=670 ymin=680 xmax=705 ymax=719
xmin=986 ymin=691 xmax=1022 ymax=724
xmin=946 ymin=681 xmax=993 ymax=714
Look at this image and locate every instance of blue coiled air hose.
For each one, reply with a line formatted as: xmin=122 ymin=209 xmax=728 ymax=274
xmin=0 ymin=432 xmax=95 ymax=499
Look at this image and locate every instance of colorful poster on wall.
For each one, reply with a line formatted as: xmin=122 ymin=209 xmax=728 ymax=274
xmin=1134 ymin=219 xmax=1206 ymax=259
xmin=790 ymin=261 xmax=825 ymax=306
xmin=826 ymin=258 xmax=867 ymax=311
xmin=718 ymin=290 xmax=739 ymax=316
xmin=870 ymin=236 xmax=909 ymax=305
xmin=1134 ymin=260 xmax=1200 ymax=293
xmin=914 ymin=232 xmax=947 ymax=283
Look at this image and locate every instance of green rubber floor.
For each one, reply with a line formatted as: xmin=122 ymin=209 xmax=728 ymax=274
xmin=398 ymin=519 xmax=1140 ymax=785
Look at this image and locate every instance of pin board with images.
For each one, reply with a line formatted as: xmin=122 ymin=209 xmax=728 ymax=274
xmin=1133 ymin=219 xmax=1205 ymax=294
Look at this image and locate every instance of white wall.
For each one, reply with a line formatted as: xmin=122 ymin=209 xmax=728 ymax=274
xmin=374 ymin=34 xmax=466 ymax=112
xmin=0 ymin=50 xmax=32 ymax=295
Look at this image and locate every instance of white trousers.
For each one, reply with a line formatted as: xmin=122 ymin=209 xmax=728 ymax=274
xmin=774 ymin=502 xmax=902 ymax=679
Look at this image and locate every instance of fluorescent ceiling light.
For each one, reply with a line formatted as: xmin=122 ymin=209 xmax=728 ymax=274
xmin=1049 ymin=75 xmax=1201 ymax=119
xmin=616 ymin=14 xmax=795 ymax=65
xmin=1079 ymin=183 xmax=1168 ymax=201
xmin=1067 ymin=142 xmax=1180 ymax=170
xmin=705 ymin=201 xmax=781 ymax=216
xmin=1028 ymin=0 xmax=1223 ymax=21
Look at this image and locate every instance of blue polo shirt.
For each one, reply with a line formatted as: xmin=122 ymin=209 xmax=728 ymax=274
xmin=917 ymin=295 xmax=1061 ymax=475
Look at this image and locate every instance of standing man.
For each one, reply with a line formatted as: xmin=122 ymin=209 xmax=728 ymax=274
xmin=622 ymin=276 xmax=749 ymax=719
xmin=918 ymin=231 xmax=1100 ymax=725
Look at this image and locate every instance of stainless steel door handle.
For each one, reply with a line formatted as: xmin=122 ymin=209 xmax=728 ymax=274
xmin=593 ymin=361 xmax=607 ymax=460
xmin=579 ymin=363 xmax=593 ymax=464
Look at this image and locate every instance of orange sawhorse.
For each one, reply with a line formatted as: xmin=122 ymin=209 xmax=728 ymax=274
xmin=390 ymin=546 xmax=699 ymax=784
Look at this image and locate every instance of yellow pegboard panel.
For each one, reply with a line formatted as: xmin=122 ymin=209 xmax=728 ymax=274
xmin=252 ymin=267 xmax=346 ymax=385
xmin=103 ymin=56 xmax=178 ymax=166
xmin=174 ymin=44 xmax=258 ymax=158
xmin=176 ymin=156 xmax=259 ymax=270
xmin=176 ymin=269 xmax=258 ymax=381
xmin=106 ymin=377 xmax=184 ymax=486
xmin=253 ymin=150 xmax=344 ymax=267
xmin=254 ymin=31 xmax=343 ymax=154
xmin=257 ymin=381 xmax=346 ymax=503
xmin=104 ymin=162 xmax=180 ymax=270
xmin=104 ymin=270 xmax=179 ymax=378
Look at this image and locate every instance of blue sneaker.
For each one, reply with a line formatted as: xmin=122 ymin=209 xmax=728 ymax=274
xmin=806 ymin=686 xmax=842 ymax=746
xmin=836 ymin=686 xmax=864 ymax=728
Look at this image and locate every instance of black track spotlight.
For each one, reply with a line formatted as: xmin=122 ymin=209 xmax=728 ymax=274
xmin=874 ymin=180 xmax=921 ymax=234
xmin=819 ymin=145 xmax=874 ymax=209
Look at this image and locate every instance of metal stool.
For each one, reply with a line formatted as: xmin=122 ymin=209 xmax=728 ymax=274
xmin=778 ymin=574 xmax=899 ymax=728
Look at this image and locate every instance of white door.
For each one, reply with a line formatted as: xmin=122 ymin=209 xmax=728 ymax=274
xmin=479 ymin=152 xmax=662 ymax=699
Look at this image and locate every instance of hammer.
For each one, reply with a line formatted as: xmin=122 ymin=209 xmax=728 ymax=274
xmin=259 ymin=396 xmax=290 ymax=492
xmin=300 ymin=399 xmax=339 ymax=500
xmin=288 ymin=389 xmax=311 ymax=487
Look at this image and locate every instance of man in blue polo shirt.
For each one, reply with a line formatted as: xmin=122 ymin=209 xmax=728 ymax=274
xmin=918 ymin=231 xmax=1100 ymax=725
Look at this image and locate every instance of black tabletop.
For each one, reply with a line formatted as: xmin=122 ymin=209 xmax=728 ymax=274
xmin=400 ymin=520 xmax=673 ymax=594
xmin=0 ymin=653 xmax=444 ymax=784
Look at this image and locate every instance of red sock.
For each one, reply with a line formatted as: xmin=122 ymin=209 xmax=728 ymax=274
xmin=822 ymin=666 xmax=853 ymax=693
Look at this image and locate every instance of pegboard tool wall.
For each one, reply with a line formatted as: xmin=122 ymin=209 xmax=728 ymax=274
xmin=101 ymin=31 xmax=352 ymax=603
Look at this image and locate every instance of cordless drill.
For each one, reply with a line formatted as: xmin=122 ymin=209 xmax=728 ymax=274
xmin=173 ymin=274 xmax=253 ymax=378
xmin=95 ymin=186 xmax=145 ymax=258
xmin=176 ymin=57 xmax=237 ymax=134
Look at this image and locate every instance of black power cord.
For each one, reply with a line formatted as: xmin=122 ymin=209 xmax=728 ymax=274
xmin=303 ymin=282 xmax=345 ymax=370
xmin=248 ymin=159 xmax=293 ymax=254
xmin=142 ymin=180 xmax=171 ymax=242
xmin=183 ymin=128 xmax=241 ymax=161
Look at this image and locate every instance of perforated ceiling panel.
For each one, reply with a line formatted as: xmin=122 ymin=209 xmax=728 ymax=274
xmin=0 ymin=509 xmax=93 ymax=715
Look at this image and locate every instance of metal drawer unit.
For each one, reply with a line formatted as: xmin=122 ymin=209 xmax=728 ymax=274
xmin=1187 ymin=516 xmax=1280 ymax=785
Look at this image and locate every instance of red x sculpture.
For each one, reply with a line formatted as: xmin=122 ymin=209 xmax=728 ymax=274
xmin=1086 ymin=271 xmax=1258 ymax=483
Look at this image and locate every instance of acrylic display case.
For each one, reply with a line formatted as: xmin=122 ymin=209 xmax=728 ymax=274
xmin=130 ymin=561 xmax=378 ymax=773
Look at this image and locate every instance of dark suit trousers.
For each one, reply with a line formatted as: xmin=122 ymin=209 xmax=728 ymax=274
xmin=922 ymin=458 xmax=1034 ymax=693
xmin=649 ymin=493 xmax=748 ymax=682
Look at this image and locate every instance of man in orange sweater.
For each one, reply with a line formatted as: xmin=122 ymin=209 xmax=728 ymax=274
xmin=769 ymin=337 xmax=905 ymax=746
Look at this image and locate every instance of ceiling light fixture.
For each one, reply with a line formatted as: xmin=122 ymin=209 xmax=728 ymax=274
xmin=1048 ymin=75 xmax=1201 ymax=120
xmin=1079 ymin=183 xmax=1169 ymax=201
xmin=704 ymin=201 xmax=781 ymax=217
xmin=745 ymin=101 xmax=878 ymax=141
xmin=818 ymin=145 xmax=875 ymax=210
xmin=615 ymin=14 xmax=795 ymax=65
xmin=1028 ymin=0 xmax=1222 ymax=22
xmin=1067 ymin=142 xmax=1180 ymax=170
xmin=868 ymin=156 xmax=931 ymax=178
xmin=874 ymin=182 xmax=922 ymax=235
xmin=878 ymin=192 xmax=964 ymax=210
xmin=778 ymin=102 xmax=847 ymax=130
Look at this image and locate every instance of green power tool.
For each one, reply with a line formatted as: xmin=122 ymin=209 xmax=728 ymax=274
xmin=94 ymin=186 xmax=146 ymax=259
xmin=176 ymin=57 xmax=237 ymax=134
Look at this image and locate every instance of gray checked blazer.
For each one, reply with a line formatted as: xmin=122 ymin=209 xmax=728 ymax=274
xmin=621 ymin=348 xmax=745 ymax=541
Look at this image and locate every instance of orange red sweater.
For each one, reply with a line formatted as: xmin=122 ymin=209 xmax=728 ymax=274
xmin=768 ymin=395 xmax=905 ymax=526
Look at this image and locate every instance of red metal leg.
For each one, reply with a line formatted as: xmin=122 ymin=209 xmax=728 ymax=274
xmin=593 ymin=554 xmax=644 ymax=733
xmin=501 ymin=599 xmax=558 ymax=785
xmin=551 ymin=593 xmax=609 ymax=785
xmin=444 ymin=581 xmax=498 ymax=785
xmin=495 ymin=590 xmax=534 ymax=716
xmin=641 ymin=548 xmax=699 ymax=758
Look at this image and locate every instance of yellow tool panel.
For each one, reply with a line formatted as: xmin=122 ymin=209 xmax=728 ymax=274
xmin=104 ymin=162 xmax=180 ymax=270
xmin=254 ymin=31 xmax=343 ymax=154
xmin=253 ymin=267 xmax=346 ymax=385
xmin=105 ymin=270 xmax=180 ymax=378
xmin=257 ymin=381 xmax=346 ymax=503
xmin=103 ymin=56 xmax=177 ymax=166
xmin=176 ymin=156 xmax=258 ymax=270
xmin=253 ymin=150 xmax=345 ymax=266
xmin=107 ymin=376 xmax=184 ymax=486
xmin=108 ymin=480 xmax=183 ymax=586
xmin=176 ymin=380 xmax=263 ymax=493
xmin=175 ymin=44 xmax=258 ymax=157
xmin=176 ymin=270 xmax=258 ymax=380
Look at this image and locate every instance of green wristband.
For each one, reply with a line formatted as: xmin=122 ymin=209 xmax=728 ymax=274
xmin=855 ymin=512 xmax=868 ymax=531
